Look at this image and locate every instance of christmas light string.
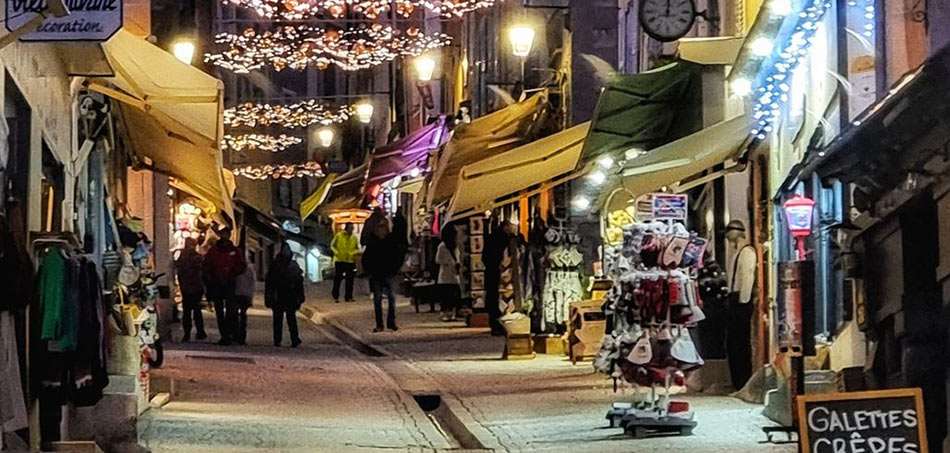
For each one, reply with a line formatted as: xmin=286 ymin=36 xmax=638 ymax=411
xmin=205 ymin=24 xmax=451 ymax=73
xmin=232 ymin=162 xmax=325 ymax=180
xmin=223 ymin=0 xmax=499 ymax=20
xmin=225 ymin=100 xmax=354 ymax=128
xmin=222 ymin=133 xmax=304 ymax=152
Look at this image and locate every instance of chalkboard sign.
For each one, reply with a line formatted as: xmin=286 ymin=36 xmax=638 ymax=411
xmin=798 ymin=388 xmax=928 ymax=453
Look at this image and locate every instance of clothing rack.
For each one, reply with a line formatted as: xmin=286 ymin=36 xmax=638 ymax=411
xmin=24 ymin=231 xmax=81 ymax=452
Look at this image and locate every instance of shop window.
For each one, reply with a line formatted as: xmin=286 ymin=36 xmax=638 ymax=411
xmin=41 ymin=141 xmax=64 ymax=233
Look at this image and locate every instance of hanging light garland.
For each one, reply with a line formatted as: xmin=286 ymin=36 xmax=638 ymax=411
xmin=223 ymin=0 xmax=499 ymax=20
xmin=225 ymin=101 xmax=353 ymax=129
xmin=222 ymin=133 xmax=304 ymax=152
xmin=232 ymin=162 xmax=325 ymax=180
xmin=205 ymin=24 xmax=451 ymax=73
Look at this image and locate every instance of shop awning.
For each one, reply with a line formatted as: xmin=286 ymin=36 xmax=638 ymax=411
xmin=447 ymin=122 xmax=590 ymax=220
xmin=678 ymin=37 xmax=744 ymax=65
xmin=606 ymin=116 xmax=752 ymax=211
xmin=364 ymin=117 xmax=449 ymax=187
xmin=427 ymin=90 xmax=548 ymax=208
xmin=319 ymin=164 xmax=369 ymax=213
xmin=790 ymin=45 xmax=950 ymax=206
xmin=582 ymin=61 xmax=703 ymax=163
xmin=300 ymin=174 xmax=339 ymax=221
xmin=87 ymin=30 xmax=233 ymax=222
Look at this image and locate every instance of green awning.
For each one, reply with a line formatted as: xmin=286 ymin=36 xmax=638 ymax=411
xmin=582 ymin=60 xmax=703 ymax=163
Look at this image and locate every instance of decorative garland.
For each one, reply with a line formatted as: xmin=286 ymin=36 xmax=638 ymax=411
xmin=225 ymin=101 xmax=354 ymax=129
xmin=222 ymin=133 xmax=303 ymax=152
xmin=223 ymin=0 xmax=499 ymax=20
xmin=749 ymin=0 xmax=833 ymax=139
xmin=232 ymin=162 xmax=325 ymax=180
xmin=205 ymin=24 xmax=451 ymax=73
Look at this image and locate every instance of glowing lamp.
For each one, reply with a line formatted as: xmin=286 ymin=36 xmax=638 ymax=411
xmin=172 ymin=40 xmax=196 ymax=65
xmin=317 ymin=128 xmax=335 ymax=147
xmin=783 ymin=193 xmax=816 ymax=260
xmin=355 ymin=102 xmax=374 ymax=124
xmin=414 ymin=56 xmax=436 ymax=82
xmin=509 ymin=25 xmax=535 ymax=57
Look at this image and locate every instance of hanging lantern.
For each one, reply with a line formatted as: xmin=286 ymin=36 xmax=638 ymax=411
xmin=508 ymin=25 xmax=535 ymax=57
xmin=317 ymin=128 xmax=335 ymax=147
xmin=783 ymin=193 xmax=816 ymax=261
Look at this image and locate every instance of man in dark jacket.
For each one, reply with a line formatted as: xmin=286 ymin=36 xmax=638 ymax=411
xmin=266 ymin=242 xmax=304 ymax=347
xmin=202 ymin=227 xmax=247 ymax=345
xmin=175 ymin=238 xmax=206 ymax=342
xmin=363 ymin=222 xmax=405 ymax=332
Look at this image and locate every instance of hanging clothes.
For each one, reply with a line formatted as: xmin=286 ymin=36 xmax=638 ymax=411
xmin=0 ymin=311 xmax=27 ymax=435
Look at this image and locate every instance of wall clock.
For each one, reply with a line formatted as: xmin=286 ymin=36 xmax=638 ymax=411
xmin=639 ymin=0 xmax=698 ymax=42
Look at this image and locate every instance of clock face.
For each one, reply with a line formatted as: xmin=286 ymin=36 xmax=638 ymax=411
xmin=639 ymin=0 xmax=697 ymax=42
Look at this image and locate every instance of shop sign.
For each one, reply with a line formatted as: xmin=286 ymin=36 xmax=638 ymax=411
xmin=634 ymin=194 xmax=654 ymax=221
xmin=7 ymin=0 xmax=123 ymax=42
xmin=651 ymin=194 xmax=688 ymax=220
xmin=798 ymin=388 xmax=928 ymax=453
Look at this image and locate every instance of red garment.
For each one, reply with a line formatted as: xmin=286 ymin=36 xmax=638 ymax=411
xmin=202 ymin=240 xmax=247 ymax=291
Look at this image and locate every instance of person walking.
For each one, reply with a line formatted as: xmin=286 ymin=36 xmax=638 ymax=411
xmin=330 ymin=223 xmax=359 ymax=303
xmin=266 ymin=242 xmax=304 ymax=347
xmin=202 ymin=227 xmax=247 ymax=345
xmin=175 ymin=238 xmax=207 ymax=342
xmin=363 ymin=222 xmax=405 ymax=332
xmin=232 ymin=252 xmax=256 ymax=345
xmin=436 ymin=225 xmax=461 ymax=322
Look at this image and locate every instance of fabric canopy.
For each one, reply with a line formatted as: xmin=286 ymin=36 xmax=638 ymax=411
xmin=678 ymin=37 xmax=744 ymax=65
xmin=300 ymin=174 xmax=339 ymax=221
xmin=364 ymin=117 xmax=449 ymax=188
xmin=582 ymin=61 xmax=702 ymax=163
xmin=319 ymin=164 xmax=368 ymax=213
xmin=89 ymin=30 xmax=232 ymax=221
xmin=427 ymin=90 xmax=548 ymax=207
xmin=606 ymin=115 xmax=751 ymax=212
xmin=447 ymin=122 xmax=589 ymax=220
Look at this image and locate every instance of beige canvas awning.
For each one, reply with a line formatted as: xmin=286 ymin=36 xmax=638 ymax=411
xmin=88 ymin=30 xmax=233 ymax=221
xmin=426 ymin=90 xmax=548 ymax=208
xmin=607 ymin=116 xmax=752 ymax=212
xmin=678 ymin=37 xmax=744 ymax=65
xmin=447 ymin=122 xmax=589 ymax=220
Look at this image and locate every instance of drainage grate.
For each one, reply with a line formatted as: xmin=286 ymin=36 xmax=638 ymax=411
xmin=412 ymin=394 xmax=486 ymax=450
xmin=185 ymin=355 xmax=256 ymax=364
xmin=319 ymin=322 xmax=388 ymax=358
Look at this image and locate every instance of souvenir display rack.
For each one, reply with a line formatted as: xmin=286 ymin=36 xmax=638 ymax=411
xmin=595 ymin=218 xmax=708 ymax=438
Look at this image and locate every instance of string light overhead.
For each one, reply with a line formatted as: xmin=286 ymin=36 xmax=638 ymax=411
xmin=222 ymin=133 xmax=303 ymax=152
xmin=225 ymin=100 xmax=353 ymax=129
xmin=205 ymin=24 xmax=451 ymax=73
xmin=232 ymin=162 xmax=324 ymax=180
xmin=223 ymin=0 xmax=499 ymax=20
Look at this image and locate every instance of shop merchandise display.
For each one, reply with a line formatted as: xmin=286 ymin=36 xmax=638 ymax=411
xmin=595 ymin=220 xmax=707 ymax=437
xmin=539 ymin=227 xmax=583 ymax=334
xmin=33 ymin=243 xmax=110 ymax=408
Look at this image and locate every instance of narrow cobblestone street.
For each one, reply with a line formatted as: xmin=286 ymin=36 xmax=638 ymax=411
xmin=139 ymin=285 xmax=797 ymax=452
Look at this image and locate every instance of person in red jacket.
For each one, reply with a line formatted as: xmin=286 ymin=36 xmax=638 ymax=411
xmin=202 ymin=227 xmax=247 ymax=345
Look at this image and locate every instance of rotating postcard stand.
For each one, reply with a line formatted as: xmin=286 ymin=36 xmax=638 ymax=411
xmin=595 ymin=194 xmax=707 ymax=438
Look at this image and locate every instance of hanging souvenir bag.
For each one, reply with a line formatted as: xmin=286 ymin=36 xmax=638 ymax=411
xmin=671 ymin=326 xmax=704 ymax=371
xmin=661 ymin=224 xmax=690 ymax=268
xmin=680 ymin=235 xmax=708 ymax=268
xmin=627 ymin=330 xmax=653 ymax=365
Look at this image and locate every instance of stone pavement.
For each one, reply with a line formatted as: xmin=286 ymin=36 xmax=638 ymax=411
xmin=140 ymin=304 xmax=450 ymax=453
xmin=302 ymin=282 xmax=798 ymax=452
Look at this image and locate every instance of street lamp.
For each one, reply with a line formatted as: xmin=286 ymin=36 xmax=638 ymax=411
xmin=317 ymin=128 xmax=335 ymax=148
xmin=355 ymin=102 xmax=374 ymax=124
xmin=509 ymin=25 xmax=535 ymax=57
xmin=414 ymin=56 xmax=436 ymax=82
xmin=172 ymin=40 xmax=196 ymax=65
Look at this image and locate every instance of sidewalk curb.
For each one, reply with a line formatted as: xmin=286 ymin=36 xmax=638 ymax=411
xmin=299 ymin=305 xmax=397 ymax=357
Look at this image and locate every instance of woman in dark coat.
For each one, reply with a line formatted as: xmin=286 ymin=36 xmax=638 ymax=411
xmin=363 ymin=222 xmax=405 ymax=332
xmin=266 ymin=242 xmax=304 ymax=347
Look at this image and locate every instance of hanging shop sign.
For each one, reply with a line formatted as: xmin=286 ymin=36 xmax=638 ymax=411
xmin=7 ymin=0 xmax=123 ymax=42
xmin=652 ymin=194 xmax=688 ymax=221
xmin=798 ymin=388 xmax=928 ymax=453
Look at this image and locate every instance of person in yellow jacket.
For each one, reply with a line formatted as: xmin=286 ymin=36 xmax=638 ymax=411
xmin=330 ymin=223 xmax=360 ymax=303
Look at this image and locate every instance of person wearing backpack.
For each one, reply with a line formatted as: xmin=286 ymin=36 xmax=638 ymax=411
xmin=202 ymin=227 xmax=247 ymax=345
